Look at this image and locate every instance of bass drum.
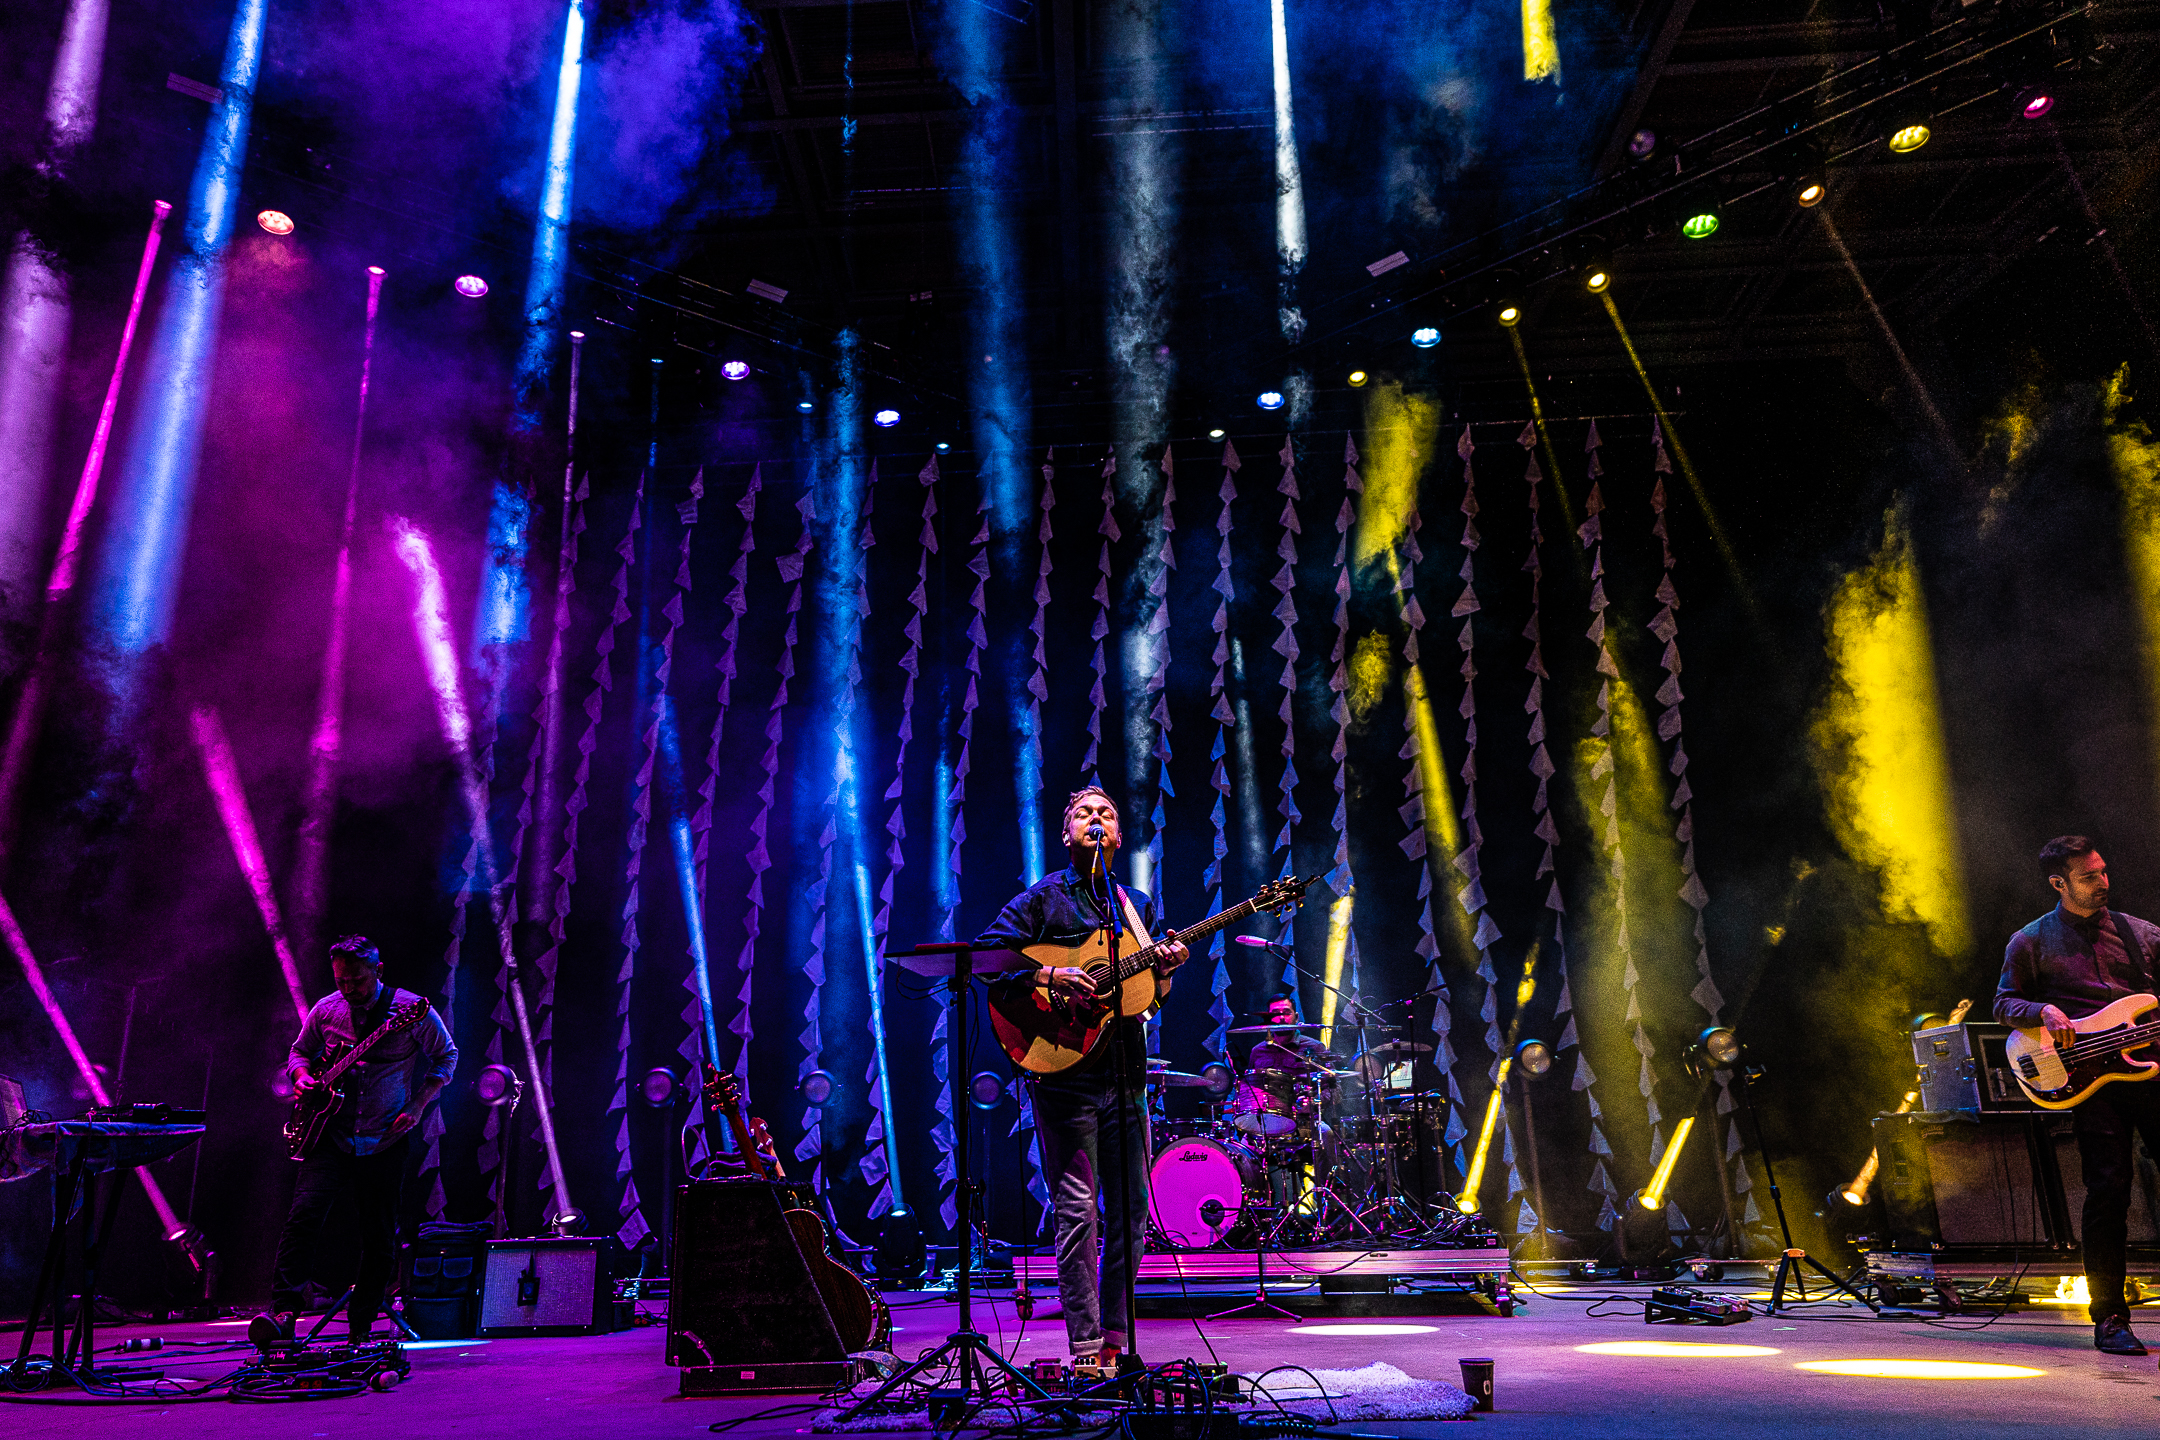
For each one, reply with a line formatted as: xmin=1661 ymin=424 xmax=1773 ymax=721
xmin=1148 ymin=1137 xmax=1262 ymax=1249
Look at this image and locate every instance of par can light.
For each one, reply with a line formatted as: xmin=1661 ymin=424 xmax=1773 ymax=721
xmin=1496 ymin=303 xmax=1521 ymax=327
xmin=799 ymin=1069 xmax=836 ymax=1107
xmin=1514 ymin=1038 xmax=1553 ymax=1076
xmin=1207 ymin=428 xmax=1226 ymax=441
xmin=1257 ymin=391 xmax=1285 ymax=411
xmin=2017 ymin=86 xmax=2054 ymax=120
xmin=256 ymin=210 xmax=294 ymax=236
xmin=1347 ymin=369 xmax=1369 ymax=387
xmin=1681 ymin=209 xmax=1721 ymax=239
xmin=796 ymin=398 xmax=815 ymax=413
xmin=453 ymin=274 xmax=489 ymax=298
xmin=474 ymin=1063 xmax=521 ymax=1107
xmin=639 ymin=1067 xmax=682 ymax=1107
xmin=873 ymin=408 xmax=901 ymax=428
xmin=720 ymin=360 xmax=750 ymax=381
xmin=1410 ymin=326 xmax=1441 ymax=348
xmin=969 ymin=1071 xmax=1005 ymax=1111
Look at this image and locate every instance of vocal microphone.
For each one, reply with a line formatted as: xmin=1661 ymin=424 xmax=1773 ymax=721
xmin=1233 ymin=935 xmax=1290 ymax=950
xmin=1085 ymin=822 xmax=1107 ymax=843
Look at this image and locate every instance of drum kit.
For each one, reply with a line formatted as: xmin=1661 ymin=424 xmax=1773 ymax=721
xmin=1143 ymin=1020 xmax=1481 ymax=1251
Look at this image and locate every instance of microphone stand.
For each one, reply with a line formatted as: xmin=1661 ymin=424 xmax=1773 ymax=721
xmin=1091 ymin=841 xmax=1145 ymax=1378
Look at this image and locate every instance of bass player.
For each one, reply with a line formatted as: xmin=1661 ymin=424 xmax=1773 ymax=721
xmin=269 ymin=934 xmax=457 ymax=1343
xmin=1995 ymin=836 xmax=2160 ymax=1355
xmin=982 ymin=785 xmax=1187 ymax=1366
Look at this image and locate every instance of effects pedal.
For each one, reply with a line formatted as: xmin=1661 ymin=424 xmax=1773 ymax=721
xmin=1646 ymin=1286 xmax=1753 ymax=1325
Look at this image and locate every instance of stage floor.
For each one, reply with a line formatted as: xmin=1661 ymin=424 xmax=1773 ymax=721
xmin=4 ymin=1281 xmax=2155 ymax=1438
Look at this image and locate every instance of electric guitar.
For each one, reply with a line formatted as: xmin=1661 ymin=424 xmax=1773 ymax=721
xmin=284 ymin=996 xmax=434 ymax=1160
xmin=700 ymin=1065 xmax=889 ymax=1353
xmin=987 ymin=875 xmax=1314 ymax=1075
xmin=2005 ymin=992 xmax=2160 ymax=1109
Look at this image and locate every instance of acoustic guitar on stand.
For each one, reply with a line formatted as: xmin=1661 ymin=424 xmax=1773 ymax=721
xmin=2004 ymin=992 xmax=2160 ymax=1109
xmin=283 ymin=997 xmax=434 ymax=1160
xmin=986 ymin=875 xmax=1313 ymax=1074
xmin=700 ymin=1065 xmax=889 ymax=1352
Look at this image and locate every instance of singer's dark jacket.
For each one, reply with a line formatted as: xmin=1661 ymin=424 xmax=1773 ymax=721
xmin=981 ymin=865 xmax=1164 ymax=1083
xmin=1994 ymin=904 xmax=2160 ymax=1028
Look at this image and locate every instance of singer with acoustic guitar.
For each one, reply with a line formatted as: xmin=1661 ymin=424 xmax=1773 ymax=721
xmin=269 ymin=935 xmax=457 ymax=1345
xmin=1995 ymin=836 xmax=2160 ymax=1355
xmin=981 ymin=785 xmax=1188 ymax=1366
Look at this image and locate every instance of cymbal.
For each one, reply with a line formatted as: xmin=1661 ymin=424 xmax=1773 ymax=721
xmin=1361 ymin=1041 xmax=1433 ymax=1058
xmin=1227 ymin=1022 xmax=1326 ymax=1034
xmin=1146 ymin=1056 xmax=1171 ymax=1069
xmin=1146 ymin=1070 xmax=1214 ymax=1089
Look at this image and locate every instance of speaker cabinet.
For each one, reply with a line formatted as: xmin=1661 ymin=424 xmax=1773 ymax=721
xmin=478 ymin=1238 xmax=623 ymax=1337
xmin=404 ymin=1242 xmax=484 ymax=1339
xmin=667 ymin=1180 xmax=845 ymax=1371
xmin=1874 ymin=1112 xmax=2064 ymax=1249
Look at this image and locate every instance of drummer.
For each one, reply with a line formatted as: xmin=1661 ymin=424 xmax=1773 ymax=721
xmin=1263 ymin=995 xmax=1332 ymax=1057
xmin=1253 ymin=995 xmax=1339 ymax=1204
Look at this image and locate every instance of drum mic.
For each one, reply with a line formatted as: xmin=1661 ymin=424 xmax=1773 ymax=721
xmin=1233 ymin=935 xmax=1289 ymax=950
xmin=1199 ymin=1199 xmax=1226 ymax=1227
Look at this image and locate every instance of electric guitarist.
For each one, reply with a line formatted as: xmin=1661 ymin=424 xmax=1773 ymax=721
xmin=1996 ymin=836 xmax=2160 ymax=1356
xmin=980 ymin=785 xmax=1187 ymax=1367
xmin=269 ymin=935 xmax=457 ymax=1345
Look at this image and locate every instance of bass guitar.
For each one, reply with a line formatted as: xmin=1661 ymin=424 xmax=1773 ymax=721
xmin=2005 ymin=992 xmax=2160 ymax=1109
xmin=700 ymin=1065 xmax=889 ymax=1353
xmin=987 ymin=875 xmax=1313 ymax=1075
xmin=284 ymin=996 xmax=434 ymax=1160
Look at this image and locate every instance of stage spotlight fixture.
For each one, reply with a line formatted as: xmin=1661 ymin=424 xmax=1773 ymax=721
xmin=1699 ymin=1026 xmax=1741 ymax=1068
xmin=547 ymin=1207 xmax=587 ymax=1237
xmin=256 ymin=209 xmax=294 ymax=235
xmin=1886 ymin=102 xmax=1932 ymax=153
xmin=638 ymin=1067 xmax=683 ymax=1107
xmin=1639 ymin=1116 xmax=1694 ymax=1212
xmin=720 ymin=360 xmax=750 ymax=381
xmin=1829 ymin=1183 xmax=1868 ymax=1210
xmin=453 ymin=275 xmax=489 ymax=298
xmin=1792 ymin=172 xmax=1827 ymax=208
xmin=873 ymin=408 xmax=901 ymax=428
xmin=1680 ymin=206 xmax=1721 ymax=239
xmin=367 ymin=266 xmax=386 ymax=277
xmin=473 ymin=1063 xmax=522 ymax=1107
xmin=1496 ymin=302 xmax=1522 ymax=327
xmin=569 ymin=330 xmax=585 ymax=340
xmin=934 ymin=440 xmax=952 ymax=453
xmin=1199 ymin=1061 xmax=1234 ymax=1099
xmin=796 ymin=398 xmax=815 ymax=413
xmin=1910 ymin=1011 xmax=1945 ymax=1032
xmin=1514 ymin=1038 xmax=1553 ymax=1077
xmin=969 ymin=1071 xmax=1005 ymax=1111
xmin=1257 ymin=391 xmax=1285 ymax=411
xmin=798 ymin=1069 xmax=836 ymax=1108
xmin=2015 ymin=85 xmax=2054 ymax=120
xmin=1627 ymin=128 xmax=1658 ymax=161
xmin=1583 ymin=264 xmax=1611 ymax=294
xmin=1410 ymin=326 xmax=1441 ymax=348
xmin=1207 ymin=428 xmax=1226 ymax=441
xmin=1347 ymin=369 xmax=1369 ymax=387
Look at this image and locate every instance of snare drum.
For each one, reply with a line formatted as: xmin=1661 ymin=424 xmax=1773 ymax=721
xmin=1228 ymin=1078 xmax=1299 ymax=1136
xmin=1148 ymin=1136 xmax=1262 ymax=1248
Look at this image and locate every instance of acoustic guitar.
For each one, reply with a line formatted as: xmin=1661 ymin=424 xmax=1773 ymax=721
xmin=986 ymin=875 xmax=1313 ymax=1074
xmin=2005 ymin=992 xmax=2160 ymax=1109
xmin=284 ymin=996 xmax=433 ymax=1160
xmin=700 ymin=1065 xmax=889 ymax=1353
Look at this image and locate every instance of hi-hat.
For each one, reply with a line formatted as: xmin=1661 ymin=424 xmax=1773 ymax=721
xmin=1361 ymin=1041 xmax=1433 ymax=1059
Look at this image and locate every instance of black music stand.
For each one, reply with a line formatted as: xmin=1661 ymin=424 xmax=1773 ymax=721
xmin=837 ymin=942 xmax=1051 ymax=1421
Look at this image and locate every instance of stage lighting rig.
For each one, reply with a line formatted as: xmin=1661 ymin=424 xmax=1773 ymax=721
xmin=1490 ymin=272 xmax=1525 ymax=328
xmin=1685 ymin=1026 xmax=1742 ymax=1077
xmin=1410 ymin=326 xmax=1441 ymax=348
xmin=473 ymin=1063 xmax=522 ymax=1108
xmin=798 ymin=1069 xmax=837 ymax=1108
xmin=638 ymin=1068 xmax=684 ymax=1108
xmin=969 ymin=1071 xmax=1005 ymax=1111
xmin=1885 ymin=97 xmax=1934 ymax=153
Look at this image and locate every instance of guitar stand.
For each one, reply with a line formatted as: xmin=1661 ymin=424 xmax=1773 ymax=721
xmin=836 ymin=942 xmax=1051 ymax=1423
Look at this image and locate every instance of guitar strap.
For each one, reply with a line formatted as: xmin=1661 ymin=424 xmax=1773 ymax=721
xmin=1113 ymin=884 xmax=1155 ymax=951
xmin=2105 ymin=911 xmax=2158 ymax=993
xmin=358 ymin=983 xmax=399 ymax=1057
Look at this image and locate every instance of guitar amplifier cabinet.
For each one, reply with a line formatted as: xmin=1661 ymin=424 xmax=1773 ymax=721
xmin=668 ymin=1180 xmax=846 ymax=1376
xmin=1912 ymin=1021 xmax=2039 ymax=1114
xmin=1874 ymin=1112 xmax=2066 ymax=1250
xmin=478 ymin=1238 xmax=625 ymax=1337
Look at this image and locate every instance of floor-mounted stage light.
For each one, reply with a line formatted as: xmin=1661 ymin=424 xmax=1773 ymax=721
xmin=1257 ymin=391 xmax=1285 ymax=411
xmin=639 ymin=1067 xmax=684 ymax=1108
xmin=1347 ymin=369 xmax=1369 ymax=387
xmin=798 ymin=1069 xmax=837 ymax=1108
xmin=720 ymin=360 xmax=749 ymax=381
xmin=969 ymin=1071 xmax=1005 ymax=1111
xmin=1410 ymin=326 xmax=1441 ymax=348
xmin=453 ymin=275 xmax=489 ymax=299
xmin=1515 ymin=1038 xmax=1552 ymax=1076
xmin=256 ymin=209 xmax=294 ymax=235
xmin=873 ymin=408 xmax=901 ymax=428
xmin=474 ymin=1063 xmax=523 ymax=1107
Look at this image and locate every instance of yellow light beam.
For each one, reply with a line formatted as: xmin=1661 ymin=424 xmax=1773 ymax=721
xmin=1319 ymin=889 xmax=1353 ymax=1049
xmin=2106 ymin=366 xmax=2160 ymax=818
xmin=1457 ymin=1059 xmax=1510 ymax=1213
xmin=1599 ymin=290 xmax=1757 ymax=620
xmin=1522 ymin=0 xmax=1559 ymax=82
xmin=1507 ymin=327 xmax=1576 ymax=535
xmin=1812 ymin=510 xmax=1970 ymax=956
xmin=1638 ymin=1115 xmax=1694 ymax=1210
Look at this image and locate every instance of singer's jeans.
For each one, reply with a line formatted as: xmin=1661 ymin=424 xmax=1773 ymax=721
xmin=271 ymin=1137 xmax=409 ymax=1335
xmin=1030 ymin=1064 xmax=1151 ymax=1356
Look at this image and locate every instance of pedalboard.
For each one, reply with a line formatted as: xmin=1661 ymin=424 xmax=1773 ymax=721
xmin=1646 ymin=1286 xmax=1753 ymax=1325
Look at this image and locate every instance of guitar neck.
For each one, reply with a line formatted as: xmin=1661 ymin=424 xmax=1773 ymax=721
xmin=320 ymin=1003 xmax=404 ymax=1085
xmin=1111 ymin=895 xmax=1265 ymax=983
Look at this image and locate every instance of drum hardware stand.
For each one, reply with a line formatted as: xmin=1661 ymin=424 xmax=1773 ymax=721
xmin=1207 ymin=1201 xmax=1300 ymax=1321
xmin=1728 ymin=1057 xmax=1878 ymax=1315
xmin=837 ymin=941 xmax=1052 ymax=1422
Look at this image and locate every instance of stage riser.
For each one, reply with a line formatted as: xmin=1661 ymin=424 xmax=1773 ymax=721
xmin=1011 ymin=1246 xmax=1511 ymax=1282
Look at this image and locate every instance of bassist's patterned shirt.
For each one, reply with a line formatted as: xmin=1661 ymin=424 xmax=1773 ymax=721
xmin=981 ymin=866 xmax=1163 ymax=1083
xmin=286 ymin=987 xmax=458 ymax=1155
xmin=1995 ymin=904 xmax=2160 ymax=1028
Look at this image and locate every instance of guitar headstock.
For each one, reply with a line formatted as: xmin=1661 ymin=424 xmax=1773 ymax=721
xmin=388 ymin=998 xmax=432 ymax=1031
xmin=1256 ymin=876 xmax=1314 ymax=919
xmin=702 ymin=1063 xmax=741 ymax=1113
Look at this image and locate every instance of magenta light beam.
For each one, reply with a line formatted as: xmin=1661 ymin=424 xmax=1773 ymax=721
xmin=0 ymin=199 xmax=171 ymax=862
xmin=293 ymin=266 xmax=385 ymax=956
xmin=190 ymin=705 xmax=308 ymax=1023
xmin=0 ymin=883 xmax=185 ymax=1237
xmin=524 ymin=332 xmax=582 ymax=929
xmin=390 ymin=515 xmax=582 ymax=1232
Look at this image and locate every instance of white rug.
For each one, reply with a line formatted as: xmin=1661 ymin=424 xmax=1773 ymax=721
xmin=809 ymin=1359 xmax=1474 ymax=1431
